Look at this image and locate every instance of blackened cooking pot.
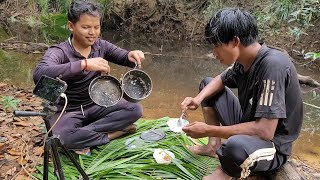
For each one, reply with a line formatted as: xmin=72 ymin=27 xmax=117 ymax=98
xmin=88 ymin=74 xmax=123 ymax=108
xmin=122 ymin=68 xmax=152 ymax=103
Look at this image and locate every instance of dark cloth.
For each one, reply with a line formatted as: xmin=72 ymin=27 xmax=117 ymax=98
xmin=33 ymin=38 xmax=136 ymax=110
xmin=200 ymin=80 xmax=242 ymax=125
xmin=51 ymin=100 xmax=142 ymax=150
xmin=219 ymin=44 xmax=303 ymax=156
xmin=200 ymin=78 xmax=288 ymax=178
xmin=217 ymin=135 xmax=287 ymax=178
xmin=33 ymin=37 xmax=142 ymax=149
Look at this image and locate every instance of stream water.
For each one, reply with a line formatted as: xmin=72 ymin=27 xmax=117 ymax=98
xmin=0 ymin=31 xmax=319 ymax=169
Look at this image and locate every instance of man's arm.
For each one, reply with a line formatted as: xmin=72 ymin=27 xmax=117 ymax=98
xmin=181 ymin=75 xmax=225 ymax=111
xmin=208 ymin=118 xmax=278 ymax=140
xmin=102 ymin=40 xmax=133 ymax=67
xmin=183 ymin=118 xmax=278 ymax=141
xmin=195 ymin=75 xmax=225 ymax=102
xmin=33 ymin=48 xmax=83 ymax=83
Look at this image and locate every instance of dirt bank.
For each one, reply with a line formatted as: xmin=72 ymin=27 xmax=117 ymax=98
xmin=1 ymin=0 xmax=319 ymax=70
xmin=105 ymin=0 xmax=208 ymax=40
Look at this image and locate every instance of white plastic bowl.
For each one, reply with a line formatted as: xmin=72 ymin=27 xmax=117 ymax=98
xmin=167 ymin=118 xmax=189 ymax=133
xmin=153 ymin=148 xmax=175 ymax=164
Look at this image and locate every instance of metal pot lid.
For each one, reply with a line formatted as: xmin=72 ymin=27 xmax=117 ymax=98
xmin=140 ymin=129 xmax=166 ymax=142
xmin=125 ymin=137 xmax=146 ymax=149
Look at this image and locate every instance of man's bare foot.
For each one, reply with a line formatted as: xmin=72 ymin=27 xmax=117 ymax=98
xmin=123 ymin=124 xmax=137 ymax=134
xmin=203 ymin=166 xmax=232 ymax=180
xmin=187 ymin=145 xmax=219 ymax=158
xmin=108 ymin=124 xmax=137 ymax=140
xmin=74 ymin=147 xmax=91 ymax=156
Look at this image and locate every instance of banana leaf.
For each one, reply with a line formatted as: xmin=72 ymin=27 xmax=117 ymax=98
xmin=34 ymin=117 xmax=219 ymax=179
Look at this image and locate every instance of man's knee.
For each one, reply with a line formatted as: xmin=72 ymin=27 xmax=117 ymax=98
xmin=53 ymin=128 xmax=74 ymax=148
xmin=127 ymin=103 xmax=143 ymax=121
xmin=199 ymin=77 xmax=213 ymax=91
xmin=217 ymin=135 xmax=251 ymax=177
xmin=221 ymin=135 xmax=249 ymax=164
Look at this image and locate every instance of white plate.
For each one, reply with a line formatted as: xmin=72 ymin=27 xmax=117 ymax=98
xmin=167 ymin=118 xmax=189 ymax=133
xmin=153 ymin=148 xmax=175 ymax=164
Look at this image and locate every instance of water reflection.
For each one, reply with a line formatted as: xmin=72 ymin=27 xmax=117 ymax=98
xmin=0 ymin=51 xmax=41 ymax=88
xmin=107 ymin=37 xmax=226 ymax=120
xmin=0 ymin=33 xmax=319 ymax=169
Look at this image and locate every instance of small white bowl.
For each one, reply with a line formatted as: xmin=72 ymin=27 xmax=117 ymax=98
xmin=167 ymin=118 xmax=189 ymax=133
xmin=153 ymin=148 xmax=175 ymax=164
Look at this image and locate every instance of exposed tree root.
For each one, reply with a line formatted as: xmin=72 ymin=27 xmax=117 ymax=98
xmin=269 ymin=45 xmax=320 ymax=87
xmin=105 ymin=0 xmax=209 ymax=40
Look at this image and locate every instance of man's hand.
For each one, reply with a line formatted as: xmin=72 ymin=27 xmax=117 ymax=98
xmin=181 ymin=97 xmax=201 ymax=113
xmin=182 ymin=121 xmax=211 ymax=138
xmin=82 ymin=57 xmax=110 ymax=73
xmin=128 ymin=50 xmax=145 ymax=68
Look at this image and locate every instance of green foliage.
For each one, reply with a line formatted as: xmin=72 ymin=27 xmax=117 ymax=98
xmin=36 ymin=0 xmax=49 ymax=15
xmin=36 ymin=0 xmax=112 ymax=15
xmin=55 ymin=0 xmax=71 ymax=14
xmin=1 ymin=96 xmax=20 ymax=113
xmin=251 ymin=0 xmax=319 ymax=40
xmin=304 ymin=52 xmax=320 ymax=60
xmin=0 ymin=28 xmax=10 ymax=41
xmin=288 ymin=26 xmax=308 ymax=42
xmin=203 ymin=0 xmax=224 ymax=17
xmin=35 ymin=0 xmax=70 ymax=15
xmin=97 ymin=0 xmax=113 ymax=11
xmin=31 ymin=0 xmax=112 ymax=43
xmin=0 ymin=49 xmax=9 ymax=60
xmin=252 ymin=0 xmax=296 ymax=37
xmin=289 ymin=0 xmax=320 ymax=28
xmin=34 ymin=117 xmax=219 ymax=179
xmin=25 ymin=16 xmax=42 ymax=28
xmin=32 ymin=0 xmax=71 ymax=42
xmin=256 ymin=0 xmax=319 ymax=28
xmin=41 ymin=14 xmax=69 ymax=42
xmin=270 ymin=0 xmax=294 ymax=23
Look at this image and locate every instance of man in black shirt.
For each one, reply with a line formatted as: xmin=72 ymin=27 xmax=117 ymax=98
xmin=181 ymin=8 xmax=303 ymax=179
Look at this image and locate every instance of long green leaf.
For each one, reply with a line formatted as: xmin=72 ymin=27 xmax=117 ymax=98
xmin=34 ymin=118 xmax=219 ymax=179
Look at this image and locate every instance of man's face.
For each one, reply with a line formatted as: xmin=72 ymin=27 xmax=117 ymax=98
xmin=212 ymin=41 xmax=239 ymax=66
xmin=68 ymin=14 xmax=101 ymax=47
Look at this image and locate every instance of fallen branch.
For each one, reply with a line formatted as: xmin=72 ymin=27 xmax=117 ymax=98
xmin=0 ymin=40 xmax=49 ymax=53
xmin=297 ymin=74 xmax=320 ymax=87
xmin=264 ymin=46 xmax=320 ymax=87
xmin=303 ymin=102 xmax=320 ymax=110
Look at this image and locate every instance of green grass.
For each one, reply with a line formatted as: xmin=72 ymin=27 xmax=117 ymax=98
xmin=34 ymin=117 xmax=219 ymax=179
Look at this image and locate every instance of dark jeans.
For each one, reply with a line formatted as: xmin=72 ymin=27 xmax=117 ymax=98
xmin=200 ymin=77 xmax=288 ymax=178
xmin=50 ymin=99 xmax=142 ymax=150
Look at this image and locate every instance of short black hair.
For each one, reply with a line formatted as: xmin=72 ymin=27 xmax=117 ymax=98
xmin=68 ymin=0 xmax=102 ymax=24
xmin=205 ymin=8 xmax=258 ymax=46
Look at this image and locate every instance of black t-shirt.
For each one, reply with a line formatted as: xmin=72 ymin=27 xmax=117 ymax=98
xmin=220 ymin=44 xmax=303 ymax=156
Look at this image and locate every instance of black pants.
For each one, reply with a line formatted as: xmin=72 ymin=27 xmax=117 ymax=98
xmin=200 ymin=77 xmax=288 ymax=178
xmin=50 ymin=99 xmax=142 ymax=150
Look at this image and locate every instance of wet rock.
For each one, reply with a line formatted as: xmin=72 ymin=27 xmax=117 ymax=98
xmin=0 ymin=136 xmax=7 ymax=143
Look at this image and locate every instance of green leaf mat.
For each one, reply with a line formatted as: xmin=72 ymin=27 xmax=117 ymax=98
xmin=34 ymin=117 xmax=219 ymax=180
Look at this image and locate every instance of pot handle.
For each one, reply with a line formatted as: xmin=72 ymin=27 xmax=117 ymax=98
xmin=134 ymin=63 xmax=141 ymax=69
xmin=101 ymin=72 xmax=110 ymax=76
xmin=120 ymin=74 xmax=124 ymax=85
